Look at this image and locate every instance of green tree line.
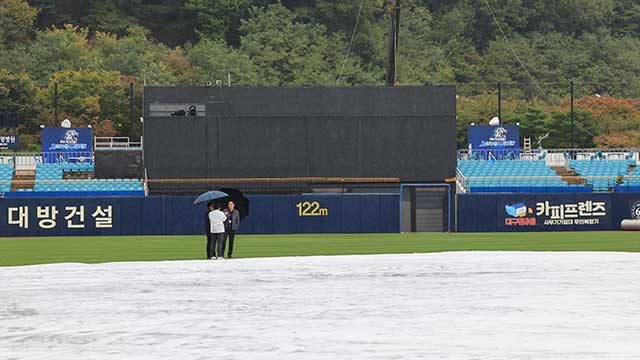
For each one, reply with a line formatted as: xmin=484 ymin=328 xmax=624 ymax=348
xmin=1 ymin=0 xmax=640 ymax=149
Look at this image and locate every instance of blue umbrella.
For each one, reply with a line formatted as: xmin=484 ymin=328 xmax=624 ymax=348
xmin=193 ymin=190 xmax=229 ymax=205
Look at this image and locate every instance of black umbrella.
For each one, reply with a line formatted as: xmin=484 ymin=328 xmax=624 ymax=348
xmin=219 ymin=187 xmax=250 ymax=220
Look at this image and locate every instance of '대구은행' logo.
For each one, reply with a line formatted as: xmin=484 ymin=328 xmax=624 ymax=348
xmin=504 ymin=203 xmax=536 ymax=226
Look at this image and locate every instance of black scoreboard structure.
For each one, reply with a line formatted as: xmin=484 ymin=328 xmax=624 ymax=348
xmin=143 ymin=86 xmax=456 ymax=193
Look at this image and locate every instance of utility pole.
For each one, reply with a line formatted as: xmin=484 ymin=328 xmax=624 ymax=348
xmin=498 ymin=81 xmax=502 ymax=121
xmin=386 ymin=0 xmax=400 ymax=86
xmin=570 ymin=81 xmax=575 ymax=148
xmin=129 ymin=82 xmax=134 ymax=125
xmin=54 ymin=82 xmax=59 ymax=124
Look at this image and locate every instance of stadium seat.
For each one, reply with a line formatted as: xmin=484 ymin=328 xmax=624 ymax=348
xmin=569 ymin=160 xmax=632 ymax=191
xmin=33 ymin=162 xmax=143 ymax=193
xmin=458 ymin=159 xmax=569 ymax=192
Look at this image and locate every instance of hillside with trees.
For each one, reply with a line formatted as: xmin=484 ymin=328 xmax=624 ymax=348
xmin=1 ymin=0 xmax=639 ymax=149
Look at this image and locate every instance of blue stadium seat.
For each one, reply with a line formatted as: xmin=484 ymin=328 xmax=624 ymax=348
xmin=458 ymin=159 xmax=571 ymax=192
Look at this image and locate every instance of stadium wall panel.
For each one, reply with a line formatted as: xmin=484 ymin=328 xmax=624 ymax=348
xmin=0 ymin=194 xmax=399 ymax=237
xmin=457 ymin=192 xmax=640 ymax=232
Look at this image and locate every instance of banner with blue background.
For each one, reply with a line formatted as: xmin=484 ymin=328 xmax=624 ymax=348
xmin=41 ymin=128 xmax=93 ymax=163
xmin=468 ymin=125 xmax=520 ymax=151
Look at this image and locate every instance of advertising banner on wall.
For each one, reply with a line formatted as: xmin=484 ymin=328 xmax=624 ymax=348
xmin=500 ymin=199 xmax=611 ymax=230
xmin=0 ymin=194 xmax=399 ymax=237
xmin=42 ymin=128 xmax=92 ymax=152
xmin=456 ymin=192 xmax=640 ymax=232
xmin=467 ymin=125 xmax=520 ymax=151
xmin=0 ymin=135 xmax=19 ymax=150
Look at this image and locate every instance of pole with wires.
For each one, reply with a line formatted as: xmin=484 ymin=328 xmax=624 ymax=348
xmin=570 ymin=81 xmax=575 ymax=148
xmin=386 ymin=0 xmax=400 ymax=86
xmin=498 ymin=81 xmax=502 ymax=121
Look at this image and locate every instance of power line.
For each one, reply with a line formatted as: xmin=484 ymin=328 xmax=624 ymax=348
xmin=482 ymin=0 xmax=605 ymax=143
xmin=336 ymin=0 xmax=365 ymax=86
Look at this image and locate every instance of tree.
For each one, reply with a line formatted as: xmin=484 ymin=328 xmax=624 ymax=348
xmin=545 ymin=109 xmax=599 ymax=148
xmin=297 ymin=0 xmax=387 ymax=67
xmin=25 ymin=25 xmax=96 ymax=84
xmin=0 ymin=69 xmax=41 ymax=133
xmin=186 ymin=0 xmax=262 ymax=47
xmin=396 ymin=1 xmax=454 ymax=85
xmin=187 ymin=39 xmax=260 ymax=85
xmin=93 ymin=26 xmax=178 ymax=85
xmin=239 ymin=4 xmax=373 ymax=85
xmin=512 ymin=105 xmax=548 ymax=144
xmin=569 ymin=96 xmax=640 ymax=134
xmin=0 ymin=0 xmax=37 ymax=47
xmin=39 ymin=69 xmax=126 ymax=133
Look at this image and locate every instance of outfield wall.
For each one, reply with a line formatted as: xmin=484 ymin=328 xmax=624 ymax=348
xmin=457 ymin=192 xmax=640 ymax=232
xmin=0 ymin=194 xmax=399 ymax=237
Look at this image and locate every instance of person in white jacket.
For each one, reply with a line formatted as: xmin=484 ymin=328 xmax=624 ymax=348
xmin=209 ymin=203 xmax=227 ymax=259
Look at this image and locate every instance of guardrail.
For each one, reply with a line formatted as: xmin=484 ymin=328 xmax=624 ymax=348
xmin=455 ymin=168 xmax=469 ymax=193
xmin=0 ymin=152 xmax=95 ymax=168
xmin=94 ymin=137 xmax=142 ymax=149
xmin=458 ymin=148 xmax=639 ymax=163
xmin=461 ymin=175 xmax=640 ymax=191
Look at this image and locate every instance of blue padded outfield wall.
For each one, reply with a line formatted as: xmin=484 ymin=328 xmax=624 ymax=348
xmin=457 ymin=192 xmax=640 ymax=232
xmin=0 ymin=194 xmax=399 ymax=237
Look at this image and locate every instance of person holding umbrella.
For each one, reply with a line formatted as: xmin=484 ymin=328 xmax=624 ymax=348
xmin=204 ymin=202 xmax=214 ymax=259
xmin=223 ymin=201 xmax=241 ymax=258
xmin=209 ymin=203 xmax=227 ymax=260
xmin=193 ymin=191 xmax=229 ymax=260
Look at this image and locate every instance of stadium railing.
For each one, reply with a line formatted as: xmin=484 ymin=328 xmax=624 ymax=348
xmin=457 ymin=148 xmax=639 ymax=166
xmin=459 ymin=175 xmax=640 ymax=193
xmin=94 ymin=137 xmax=142 ymax=149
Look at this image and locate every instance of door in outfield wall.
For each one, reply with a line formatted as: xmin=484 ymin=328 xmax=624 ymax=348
xmin=401 ymin=185 xmax=450 ymax=232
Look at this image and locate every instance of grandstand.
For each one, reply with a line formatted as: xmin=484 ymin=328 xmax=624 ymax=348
xmin=0 ymin=139 xmax=145 ymax=196
xmin=0 ymin=162 xmax=14 ymax=193
xmin=457 ymin=149 xmax=639 ymax=193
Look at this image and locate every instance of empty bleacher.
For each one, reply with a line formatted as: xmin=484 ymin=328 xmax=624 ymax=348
xmin=457 ymin=160 xmax=577 ymax=192
xmin=569 ymin=160 xmax=630 ymax=191
xmin=0 ymin=162 xmax=13 ymax=192
xmin=31 ymin=162 xmax=143 ymax=193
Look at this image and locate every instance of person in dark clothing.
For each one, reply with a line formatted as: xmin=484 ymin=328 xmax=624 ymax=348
xmin=205 ymin=202 xmax=214 ymax=259
xmin=223 ymin=201 xmax=241 ymax=258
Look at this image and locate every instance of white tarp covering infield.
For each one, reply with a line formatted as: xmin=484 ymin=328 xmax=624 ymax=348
xmin=2 ymin=252 xmax=640 ymax=359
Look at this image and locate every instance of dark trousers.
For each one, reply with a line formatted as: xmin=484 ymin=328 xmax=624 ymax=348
xmin=225 ymin=230 xmax=236 ymax=257
xmin=209 ymin=233 xmax=225 ymax=258
xmin=206 ymin=233 xmax=213 ymax=258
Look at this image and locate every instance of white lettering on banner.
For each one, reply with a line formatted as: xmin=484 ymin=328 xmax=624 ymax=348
xmin=6 ymin=205 xmax=114 ymax=230
xmin=37 ymin=206 xmax=59 ymax=229
xmin=65 ymin=206 xmax=85 ymax=229
xmin=536 ymin=201 xmax=607 ymax=222
xmin=8 ymin=207 xmax=28 ymax=228
xmin=92 ymin=206 xmax=113 ymax=228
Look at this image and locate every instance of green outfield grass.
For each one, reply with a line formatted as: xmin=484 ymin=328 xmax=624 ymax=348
xmin=1 ymin=232 xmax=640 ymax=266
